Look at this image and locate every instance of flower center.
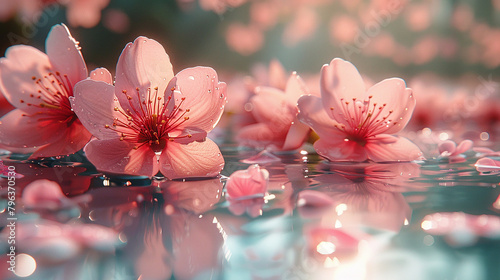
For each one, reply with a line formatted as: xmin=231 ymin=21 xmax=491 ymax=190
xmin=105 ymin=86 xmax=192 ymax=153
xmin=331 ymin=96 xmax=397 ymax=141
xmin=20 ymin=71 xmax=76 ymax=126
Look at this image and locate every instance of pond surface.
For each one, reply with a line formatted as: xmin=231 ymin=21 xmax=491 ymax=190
xmin=1 ymin=141 xmax=500 ymax=280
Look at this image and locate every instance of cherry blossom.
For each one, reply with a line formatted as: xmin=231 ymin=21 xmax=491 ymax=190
xmin=297 ymin=58 xmax=424 ymax=162
xmin=71 ymin=36 xmax=226 ymax=179
xmin=237 ymin=72 xmax=311 ymax=151
xmin=0 ymin=24 xmax=92 ymax=159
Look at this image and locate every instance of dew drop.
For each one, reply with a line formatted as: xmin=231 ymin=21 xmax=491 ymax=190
xmin=188 ymin=76 xmax=195 ymax=81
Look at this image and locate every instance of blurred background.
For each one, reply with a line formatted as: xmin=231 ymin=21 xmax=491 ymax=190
xmin=1 ymin=0 xmax=499 ymax=78
xmin=0 ymin=0 xmax=500 ymax=141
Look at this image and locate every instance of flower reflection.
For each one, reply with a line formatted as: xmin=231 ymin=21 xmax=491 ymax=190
xmin=309 ymin=162 xmax=418 ymax=232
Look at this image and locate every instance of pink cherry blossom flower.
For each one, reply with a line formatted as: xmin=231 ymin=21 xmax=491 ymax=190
xmin=71 ymin=36 xmax=226 ymax=179
xmin=225 ymin=164 xmax=269 ymax=217
xmin=0 ymin=24 xmax=92 ymax=159
xmin=237 ymin=72 xmax=311 ymax=151
xmin=297 ymin=58 xmax=424 ymax=162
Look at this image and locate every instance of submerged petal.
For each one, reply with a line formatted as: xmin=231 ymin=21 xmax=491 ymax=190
xmin=84 ymin=139 xmax=159 ymax=177
xmin=45 ymin=24 xmax=87 ymax=87
xmin=159 ymin=138 xmax=224 ymax=179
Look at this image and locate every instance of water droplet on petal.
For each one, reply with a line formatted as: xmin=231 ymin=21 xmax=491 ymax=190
xmin=188 ymin=76 xmax=195 ymax=80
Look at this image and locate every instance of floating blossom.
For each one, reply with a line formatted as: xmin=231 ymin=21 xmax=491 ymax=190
xmin=237 ymin=72 xmax=311 ymax=151
xmin=298 ymin=58 xmax=424 ymax=162
xmin=438 ymin=139 xmax=472 ymax=162
xmin=225 ymin=164 xmax=269 ymax=217
xmin=0 ymin=24 xmax=92 ymax=159
xmin=71 ymin=37 xmax=226 ymax=178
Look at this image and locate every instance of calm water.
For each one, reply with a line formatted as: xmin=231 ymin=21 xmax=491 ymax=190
xmin=1 ymin=141 xmax=500 ymax=280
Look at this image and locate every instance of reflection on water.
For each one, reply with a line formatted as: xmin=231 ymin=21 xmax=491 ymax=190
xmin=1 ymin=145 xmax=500 ymax=280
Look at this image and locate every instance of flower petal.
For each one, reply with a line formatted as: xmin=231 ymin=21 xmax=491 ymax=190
xmin=366 ymin=78 xmax=415 ymax=134
xmin=455 ymin=140 xmax=473 ymax=155
xmin=236 ymin=122 xmax=286 ymax=149
xmin=320 ymin=58 xmax=365 ymax=123
xmin=115 ymin=36 xmax=174 ymax=113
xmin=365 ymin=135 xmax=424 ymax=162
xmin=281 ymin=119 xmax=310 ymax=151
xmin=314 ymin=137 xmax=368 ymax=162
xmin=0 ymin=45 xmax=53 ymax=111
xmin=438 ymin=140 xmax=457 ymax=156
xmin=89 ymin=67 xmax=113 ymax=84
xmin=72 ymin=79 xmax=130 ymax=140
xmin=251 ymin=86 xmax=296 ymax=129
xmin=45 ymin=24 xmax=87 ymax=87
xmin=168 ymin=67 xmax=226 ymax=133
xmin=84 ymin=139 xmax=159 ymax=176
xmin=226 ymin=164 xmax=268 ymax=199
xmin=159 ymin=138 xmax=224 ymax=179
xmin=284 ymin=71 xmax=309 ymax=102
xmin=0 ymin=109 xmax=66 ymax=148
xmin=297 ymin=95 xmax=344 ymax=139
xmin=29 ymin=121 xmax=92 ymax=159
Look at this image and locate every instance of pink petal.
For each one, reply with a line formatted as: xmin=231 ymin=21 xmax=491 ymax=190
xmin=284 ymin=72 xmax=309 ymax=102
xmin=0 ymin=45 xmax=53 ymax=111
xmin=72 ymin=79 xmax=130 ymax=140
xmin=455 ymin=139 xmax=473 ymax=155
xmin=169 ymin=67 xmax=226 ymax=133
xmin=115 ymin=36 xmax=174 ymax=113
xmin=84 ymin=138 xmax=159 ymax=176
xmin=320 ymin=58 xmax=366 ymax=123
xmin=365 ymin=79 xmax=415 ymax=134
xmin=438 ymin=140 xmax=457 ymax=156
xmin=159 ymin=138 xmax=224 ymax=179
xmin=0 ymin=109 xmax=67 ymax=148
xmin=297 ymin=95 xmax=344 ymax=139
xmin=29 ymin=121 xmax=92 ymax=159
xmin=281 ymin=120 xmax=310 ymax=151
xmin=268 ymin=59 xmax=287 ymax=89
xmin=365 ymin=135 xmax=424 ymax=162
xmin=314 ymin=137 xmax=368 ymax=162
xmin=250 ymin=86 xmax=295 ymax=128
xmin=45 ymin=24 xmax=87 ymax=87
xmin=226 ymin=164 xmax=269 ymax=199
xmin=237 ymin=123 xmax=286 ymax=149
xmin=475 ymin=157 xmax=500 ymax=173
xmin=89 ymin=67 xmax=113 ymax=84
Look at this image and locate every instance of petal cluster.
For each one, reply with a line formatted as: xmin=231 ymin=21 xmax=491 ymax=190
xmin=298 ymin=58 xmax=424 ymax=162
xmin=72 ymin=37 xmax=226 ymax=179
xmin=0 ymin=24 xmax=91 ymax=158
